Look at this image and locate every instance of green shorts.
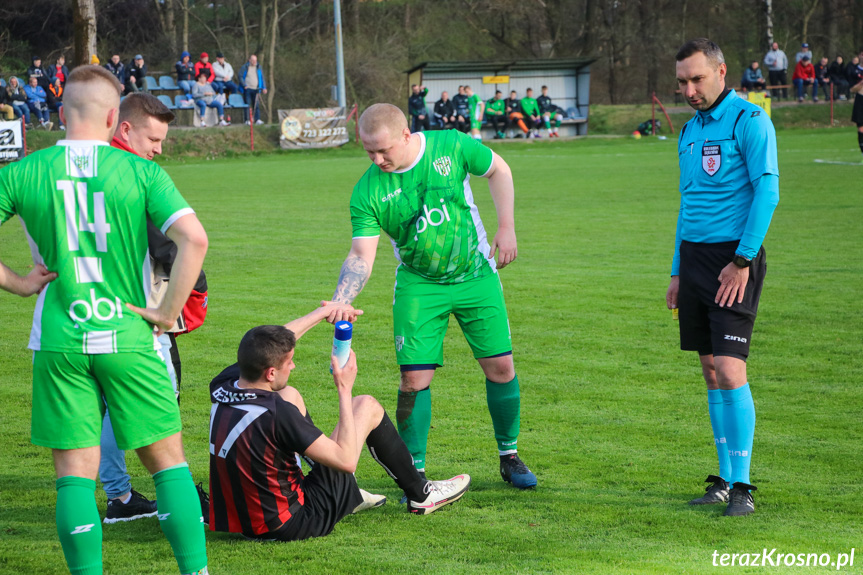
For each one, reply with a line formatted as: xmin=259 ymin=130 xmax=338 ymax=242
xmin=392 ymin=267 xmax=512 ymax=366
xmin=470 ymin=118 xmax=483 ymax=131
xmin=31 ymin=350 xmax=181 ymax=450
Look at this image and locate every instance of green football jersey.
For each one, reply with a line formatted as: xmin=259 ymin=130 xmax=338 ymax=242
xmin=0 ymin=140 xmax=193 ymax=354
xmin=468 ymin=94 xmax=482 ymax=119
xmin=486 ymin=98 xmax=506 ymax=115
xmin=351 ymin=130 xmax=495 ymax=283
xmin=520 ymin=97 xmax=540 ymax=117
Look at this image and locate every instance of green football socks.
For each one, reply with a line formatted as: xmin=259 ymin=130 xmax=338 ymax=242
xmin=486 ymin=376 xmax=521 ymax=454
xmin=396 ymin=387 xmax=432 ymax=471
xmin=153 ymin=464 xmax=208 ymax=574
xmin=56 ymin=476 xmax=103 ymax=575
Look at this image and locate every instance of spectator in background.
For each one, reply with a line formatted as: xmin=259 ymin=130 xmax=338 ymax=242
xmin=452 ymin=85 xmax=470 ymax=133
xmin=0 ymin=84 xmax=16 ymax=120
xmin=126 ymin=54 xmax=147 ymax=93
xmin=505 ymin=89 xmax=529 ymax=138
xmin=90 ymin=54 xmax=100 ymax=65
xmin=764 ymin=42 xmax=789 ymax=100
xmin=845 ymin=56 xmax=862 ymax=90
xmin=239 ymin=54 xmax=267 ymax=125
xmin=194 ymin=53 xmax=215 ymax=83
xmin=741 ymin=61 xmax=767 ymax=91
xmin=24 ymin=75 xmax=53 ymax=130
xmin=211 ymin=52 xmax=238 ymax=96
xmin=795 ymin=43 xmax=812 ymax=64
xmin=105 ymin=54 xmax=126 ymax=93
xmin=47 ymin=77 xmax=65 ymax=126
xmin=27 ymin=57 xmax=50 ymax=90
xmin=5 ymin=77 xmax=32 ymax=126
xmin=48 ymin=55 xmax=69 ymax=87
xmin=829 ymin=56 xmax=850 ymax=100
xmin=537 ymin=85 xmax=564 ymax=137
xmin=408 ymin=84 xmax=429 ymax=132
xmin=192 ymin=71 xmax=229 ymax=127
xmin=485 ymin=90 xmax=508 ymax=139
xmin=814 ymin=56 xmax=832 ymax=100
xmin=176 ymin=51 xmax=195 ymax=99
xmin=520 ymin=88 xmax=542 ymax=138
xmin=433 ymin=91 xmax=456 ymax=129
xmin=792 ymin=54 xmax=817 ymax=102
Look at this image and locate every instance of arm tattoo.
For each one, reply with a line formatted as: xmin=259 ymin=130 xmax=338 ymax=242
xmin=332 ymin=255 xmax=370 ymax=304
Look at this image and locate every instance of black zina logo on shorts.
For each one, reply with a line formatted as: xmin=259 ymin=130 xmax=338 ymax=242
xmin=702 ymin=144 xmax=721 ymax=176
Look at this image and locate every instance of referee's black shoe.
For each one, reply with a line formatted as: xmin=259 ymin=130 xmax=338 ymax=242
xmin=724 ymin=483 xmax=757 ymax=517
xmin=688 ymin=475 xmax=730 ymax=505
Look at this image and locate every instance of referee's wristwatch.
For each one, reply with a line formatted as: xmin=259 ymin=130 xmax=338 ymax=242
xmin=731 ymin=254 xmax=752 ymax=268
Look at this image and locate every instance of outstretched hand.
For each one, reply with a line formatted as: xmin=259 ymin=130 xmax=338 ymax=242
xmin=321 ymin=300 xmax=364 ymax=324
xmin=489 ymin=227 xmax=517 ymax=269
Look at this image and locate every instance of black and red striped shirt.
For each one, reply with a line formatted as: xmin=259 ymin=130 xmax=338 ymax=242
xmin=208 ymin=364 xmax=323 ymax=537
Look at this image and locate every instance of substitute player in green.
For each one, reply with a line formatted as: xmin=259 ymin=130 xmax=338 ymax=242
xmin=464 ymin=85 xmax=484 ymax=141
xmin=327 ymin=103 xmax=537 ymax=490
xmin=0 ymin=66 xmax=209 ymax=574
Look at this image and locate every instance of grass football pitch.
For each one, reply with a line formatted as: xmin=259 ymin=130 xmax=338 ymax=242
xmin=0 ymin=128 xmax=861 ymax=574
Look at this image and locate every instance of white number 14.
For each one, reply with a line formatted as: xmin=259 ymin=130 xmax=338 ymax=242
xmin=59 ymin=180 xmax=111 ymax=252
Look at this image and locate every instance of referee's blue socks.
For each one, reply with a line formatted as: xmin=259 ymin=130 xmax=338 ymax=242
xmin=720 ymin=383 xmax=756 ymax=487
xmin=707 ymin=389 xmax=732 ymax=481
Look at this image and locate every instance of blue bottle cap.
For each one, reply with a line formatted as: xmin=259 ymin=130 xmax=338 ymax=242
xmin=334 ymin=321 xmax=352 ymax=341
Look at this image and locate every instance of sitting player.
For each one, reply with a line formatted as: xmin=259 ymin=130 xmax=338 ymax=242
xmin=208 ymin=302 xmax=471 ymax=541
xmin=537 ymin=85 xmax=564 ymax=137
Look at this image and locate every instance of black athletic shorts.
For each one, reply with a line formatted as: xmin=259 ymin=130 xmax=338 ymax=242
xmin=678 ymin=240 xmax=766 ymax=361
xmin=255 ymin=463 xmax=363 ymax=542
xmin=852 ymin=94 xmax=863 ymax=126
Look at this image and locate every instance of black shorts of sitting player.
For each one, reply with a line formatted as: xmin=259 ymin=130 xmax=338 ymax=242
xmin=207 ymin=302 xmax=471 ymax=541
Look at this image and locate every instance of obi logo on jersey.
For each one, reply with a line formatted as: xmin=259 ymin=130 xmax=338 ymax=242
xmin=414 ymin=198 xmax=451 ymax=241
xmin=69 ymin=289 xmax=125 ymax=323
xmin=702 ymin=144 xmax=721 ymax=176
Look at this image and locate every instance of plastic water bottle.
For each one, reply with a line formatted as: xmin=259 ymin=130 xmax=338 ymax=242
xmin=330 ymin=321 xmax=352 ymax=373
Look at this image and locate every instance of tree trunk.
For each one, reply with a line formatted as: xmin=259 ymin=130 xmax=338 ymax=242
xmin=238 ymin=0 xmax=250 ymax=58
xmin=182 ymin=0 xmax=189 ymax=52
xmin=353 ymin=0 xmax=360 ymax=35
xmin=310 ymin=0 xmax=321 ymax=39
xmin=823 ymin=0 xmax=837 ymax=58
xmin=763 ymin=0 xmax=774 ymax=48
xmin=153 ymin=0 xmax=177 ymax=55
xmin=266 ymin=0 xmax=278 ymax=123
xmin=72 ymin=0 xmax=97 ymax=67
xmin=258 ymin=0 xmax=269 ymax=54
xmin=801 ymin=0 xmax=820 ymax=44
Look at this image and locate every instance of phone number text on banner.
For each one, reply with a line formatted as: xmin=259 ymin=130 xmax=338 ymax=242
xmin=278 ymin=107 xmax=349 ymax=149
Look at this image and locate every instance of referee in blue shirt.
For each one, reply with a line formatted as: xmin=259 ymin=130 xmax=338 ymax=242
xmin=666 ymin=39 xmax=779 ymax=517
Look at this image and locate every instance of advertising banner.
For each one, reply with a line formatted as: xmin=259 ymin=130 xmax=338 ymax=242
xmin=0 ymin=120 xmax=25 ymax=162
xmin=743 ymin=91 xmax=771 ymax=118
xmin=278 ymin=107 xmax=349 ymax=149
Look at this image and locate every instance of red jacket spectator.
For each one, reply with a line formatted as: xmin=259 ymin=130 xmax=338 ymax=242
xmin=792 ymin=59 xmax=815 ymax=81
xmin=194 ymin=53 xmax=215 ymax=83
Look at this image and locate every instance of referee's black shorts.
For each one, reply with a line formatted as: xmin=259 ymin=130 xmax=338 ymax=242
xmin=678 ymin=240 xmax=766 ymax=361
xmin=255 ymin=463 xmax=363 ymax=542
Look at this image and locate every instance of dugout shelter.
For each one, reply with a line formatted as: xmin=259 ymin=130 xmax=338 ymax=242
xmin=405 ymin=58 xmax=595 ymax=137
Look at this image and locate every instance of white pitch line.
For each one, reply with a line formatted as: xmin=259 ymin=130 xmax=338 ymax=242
xmin=814 ymin=159 xmax=862 ymax=166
